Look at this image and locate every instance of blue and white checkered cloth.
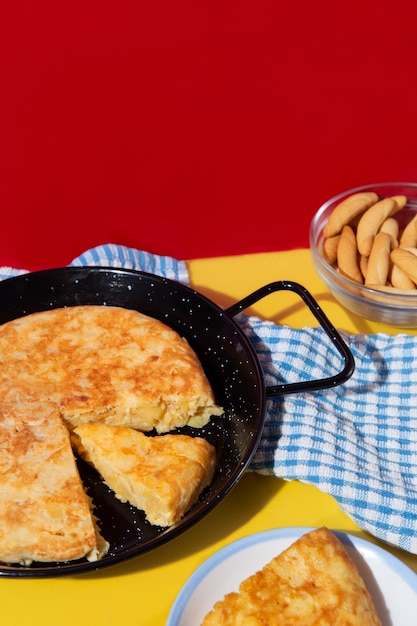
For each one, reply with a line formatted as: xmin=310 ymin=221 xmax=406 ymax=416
xmin=2 ymin=244 xmax=417 ymax=554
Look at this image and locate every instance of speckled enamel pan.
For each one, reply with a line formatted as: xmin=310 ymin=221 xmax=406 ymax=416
xmin=0 ymin=266 xmax=354 ymax=577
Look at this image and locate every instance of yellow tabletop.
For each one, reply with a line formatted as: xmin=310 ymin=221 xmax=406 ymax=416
xmin=1 ymin=249 xmax=416 ymax=626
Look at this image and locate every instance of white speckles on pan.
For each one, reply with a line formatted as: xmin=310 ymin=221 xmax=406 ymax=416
xmin=0 ymin=271 xmax=354 ymax=573
xmin=0 ymin=266 xmax=266 ymax=576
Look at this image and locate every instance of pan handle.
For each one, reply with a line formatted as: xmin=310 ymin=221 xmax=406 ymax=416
xmin=225 ymin=280 xmax=354 ymax=396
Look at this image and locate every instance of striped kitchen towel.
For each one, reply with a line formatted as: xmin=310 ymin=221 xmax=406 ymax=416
xmin=2 ymin=244 xmax=417 ymax=555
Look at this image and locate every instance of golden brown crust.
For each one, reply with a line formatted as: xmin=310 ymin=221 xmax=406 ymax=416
xmin=0 ymin=305 xmax=222 ymax=565
xmin=201 ymin=527 xmax=381 ymax=626
xmin=0 ymin=399 xmax=105 ymax=564
xmin=71 ymin=424 xmax=216 ymax=526
xmin=0 ymin=305 xmax=223 ymax=433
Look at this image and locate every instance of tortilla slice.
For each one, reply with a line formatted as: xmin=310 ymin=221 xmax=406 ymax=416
xmin=201 ymin=526 xmax=381 ymax=626
xmin=0 ymin=399 xmax=108 ymax=565
xmin=71 ymin=423 xmax=216 ymax=526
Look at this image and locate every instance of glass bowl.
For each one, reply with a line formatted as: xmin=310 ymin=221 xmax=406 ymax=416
xmin=310 ymin=182 xmax=417 ymax=327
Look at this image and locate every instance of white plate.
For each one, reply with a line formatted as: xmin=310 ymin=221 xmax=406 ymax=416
xmin=167 ymin=527 xmax=417 ymax=626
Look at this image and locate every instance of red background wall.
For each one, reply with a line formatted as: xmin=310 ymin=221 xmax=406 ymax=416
xmin=1 ymin=1 xmax=417 ymax=270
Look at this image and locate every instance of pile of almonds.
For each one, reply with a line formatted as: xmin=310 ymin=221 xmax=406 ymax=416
xmin=321 ymin=192 xmax=417 ymax=293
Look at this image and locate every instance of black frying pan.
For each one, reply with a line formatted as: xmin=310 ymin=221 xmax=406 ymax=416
xmin=0 ymin=267 xmax=354 ymax=577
